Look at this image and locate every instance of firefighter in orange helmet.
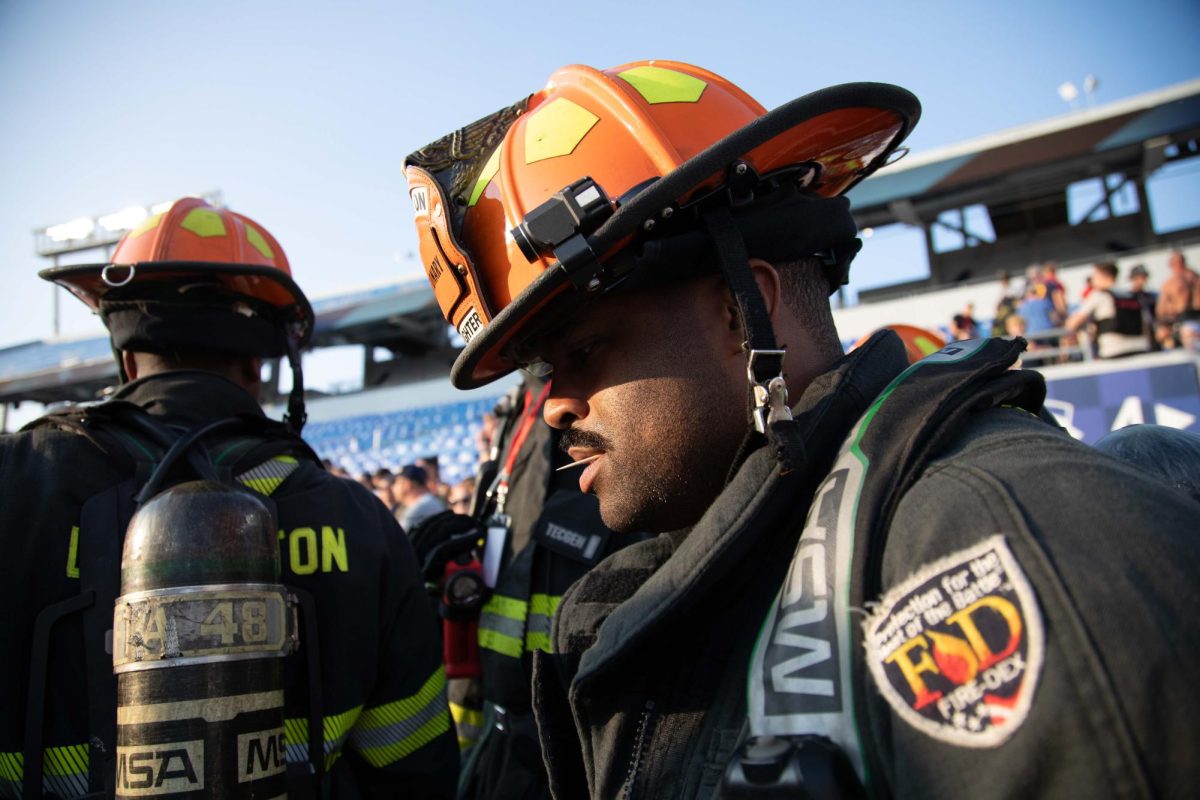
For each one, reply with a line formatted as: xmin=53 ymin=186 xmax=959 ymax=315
xmin=403 ymin=61 xmax=1199 ymax=800
xmin=43 ymin=196 xmax=313 ymax=430
xmin=851 ymin=324 xmax=947 ymax=364
xmin=5 ymin=198 xmax=459 ymax=797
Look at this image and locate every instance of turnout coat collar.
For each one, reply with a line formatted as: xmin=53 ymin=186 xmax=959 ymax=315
xmin=113 ymin=370 xmax=267 ymax=425
xmin=554 ymin=331 xmax=909 ymax=690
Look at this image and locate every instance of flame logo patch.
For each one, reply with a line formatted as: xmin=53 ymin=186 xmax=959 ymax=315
xmin=864 ymin=536 xmax=1043 ymax=747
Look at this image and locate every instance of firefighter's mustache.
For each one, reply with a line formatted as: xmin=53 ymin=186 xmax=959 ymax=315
xmin=559 ymin=428 xmax=612 ymax=455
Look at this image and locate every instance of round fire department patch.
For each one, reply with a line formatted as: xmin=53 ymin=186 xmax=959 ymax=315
xmin=863 ymin=535 xmax=1043 ymax=747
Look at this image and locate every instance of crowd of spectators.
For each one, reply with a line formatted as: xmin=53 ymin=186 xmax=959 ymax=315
xmin=323 ymin=438 xmax=487 ymax=527
xmin=944 ymin=250 xmax=1200 ymax=362
xmin=335 ymin=251 xmax=1200 ymax=525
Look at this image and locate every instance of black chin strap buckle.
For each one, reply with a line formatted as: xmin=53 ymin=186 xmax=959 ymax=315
xmin=747 ymin=348 xmax=792 ymax=434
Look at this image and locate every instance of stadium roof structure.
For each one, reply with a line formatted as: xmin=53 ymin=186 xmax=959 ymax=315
xmin=0 ymin=278 xmax=445 ymax=406
xmin=8 ymin=80 xmax=1199 ymax=408
xmin=847 ymin=78 xmax=1200 ymax=297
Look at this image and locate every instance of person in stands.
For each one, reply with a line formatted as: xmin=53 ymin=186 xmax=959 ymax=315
xmin=1065 ymin=262 xmax=1151 ymax=359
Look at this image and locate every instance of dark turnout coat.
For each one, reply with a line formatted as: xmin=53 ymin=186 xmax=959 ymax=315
xmin=532 ymin=334 xmax=1200 ymax=799
xmin=0 ymin=371 xmax=459 ymax=799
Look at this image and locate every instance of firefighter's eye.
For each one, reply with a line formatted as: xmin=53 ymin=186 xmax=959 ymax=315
xmin=563 ymin=339 xmax=599 ymax=370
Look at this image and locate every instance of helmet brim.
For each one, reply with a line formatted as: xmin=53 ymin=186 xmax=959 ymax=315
xmin=449 ymin=81 xmax=921 ymax=389
xmin=39 ymin=260 xmax=315 ymax=349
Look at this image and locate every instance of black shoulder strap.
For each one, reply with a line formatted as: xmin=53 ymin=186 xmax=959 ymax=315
xmin=23 ymin=403 xmax=170 ymax=798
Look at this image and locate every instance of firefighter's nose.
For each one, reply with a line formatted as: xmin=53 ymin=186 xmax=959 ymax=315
xmin=544 ymin=395 xmax=589 ymax=430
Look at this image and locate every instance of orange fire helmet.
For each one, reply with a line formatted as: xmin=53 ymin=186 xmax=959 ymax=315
xmin=404 ymin=60 xmax=920 ymax=388
xmin=852 ymin=324 xmax=946 ymax=364
xmin=40 ymin=197 xmax=314 ymax=355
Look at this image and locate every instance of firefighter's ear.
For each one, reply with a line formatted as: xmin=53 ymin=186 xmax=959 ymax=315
xmin=747 ymin=258 xmax=782 ymax=319
xmin=236 ymin=356 xmax=264 ymax=392
xmin=121 ymin=350 xmax=139 ymax=381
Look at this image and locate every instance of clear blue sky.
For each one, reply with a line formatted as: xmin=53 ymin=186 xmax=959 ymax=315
xmin=2 ymin=0 xmax=1197 ymax=357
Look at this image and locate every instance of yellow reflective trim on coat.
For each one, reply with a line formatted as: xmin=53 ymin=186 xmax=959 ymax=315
xmin=450 ymin=701 xmax=485 ymax=752
xmin=479 ymin=628 xmax=523 ymax=658
xmin=481 ymin=593 xmax=527 ymax=621
xmin=0 ymin=743 xmax=90 ymax=780
xmin=525 ymin=631 xmax=551 ymax=653
xmin=66 ymin=525 xmax=81 ymax=578
xmin=237 ymin=455 xmax=299 ymax=497
xmin=284 ymin=705 xmax=363 ymax=769
xmin=358 ymin=668 xmax=446 ymax=731
xmin=350 ymin=668 xmax=452 ymax=765
xmin=528 ymin=593 xmax=560 ymax=617
xmin=357 ymin=715 xmax=452 ymax=767
xmin=0 ymin=750 xmax=22 ymax=781
xmin=43 ymin=743 xmax=88 ymax=777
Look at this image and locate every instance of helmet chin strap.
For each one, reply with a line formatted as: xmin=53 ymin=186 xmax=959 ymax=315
xmin=283 ymin=330 xmax=307 ymax=435
xmin=701 ymin=206 xmax=803 ymax=482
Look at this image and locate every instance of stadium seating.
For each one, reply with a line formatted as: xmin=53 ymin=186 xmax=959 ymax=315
xmin=303 ymin=394 xmax=502 ymax=485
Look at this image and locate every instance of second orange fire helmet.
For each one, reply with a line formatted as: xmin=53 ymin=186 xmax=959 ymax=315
xmin=403 ymin=60 xmax=920 ymax=389
xmin=852 ymin=324 xmax=947 ymax=364
xmin=39 ymin=197 xmax=314 ymax=430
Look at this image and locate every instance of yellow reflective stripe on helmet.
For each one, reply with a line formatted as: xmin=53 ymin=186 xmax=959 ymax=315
xmin=0 ymin=744 xmax=90 ymax=798
xmin=180 ymin=207 xmax=227 ymax=238
xmin=449 ymin=701 xmax=486 ymax=752
xmin=127 ymin=212 xmax=163 ymax=239
xmin=284 ymin=704 xmax=363 ymax=770
xmin=468 ymin=145 xmax=503 ymax=207
xmin=350 ymin=667 xmax=452 ymax=766
xmin=237 ymin=455 xmax=300 ymax=497
xmin=524 ymin=97 xmax=600 ymax=164
xmin=617 ymin=65 xmax=707 ymax=104
xmin=244 ymin=223 xmax=275 ymax=259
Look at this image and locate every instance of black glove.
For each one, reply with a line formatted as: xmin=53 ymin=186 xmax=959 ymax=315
xmin=410 ymin=510 xmax=484 ymax=582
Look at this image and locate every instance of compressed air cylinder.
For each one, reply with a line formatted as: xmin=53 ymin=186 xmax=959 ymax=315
xmin=112 ymin=480 xmax=295 ymax=798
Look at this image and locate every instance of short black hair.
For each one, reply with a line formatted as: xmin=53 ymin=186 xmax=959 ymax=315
xmin=775 ymin=256 xmax=843 ymax=357
xmin=1095 ymin=262 xmax=1119 ymax=280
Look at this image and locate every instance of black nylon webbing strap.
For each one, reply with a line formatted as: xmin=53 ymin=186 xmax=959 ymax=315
xmin=702 ymin=207 xmax=793 ymax=479
xmin=702 ymin=206 xmax=779 ymax=364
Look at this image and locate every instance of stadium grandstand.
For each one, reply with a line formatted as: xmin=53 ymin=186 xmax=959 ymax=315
xmin=3 ymin=78 xmax=1198 ymax=471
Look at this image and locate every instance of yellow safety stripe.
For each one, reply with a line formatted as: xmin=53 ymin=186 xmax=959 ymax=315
xmin=449 ymin=702 xmax=486 ymax=751
xmin=528 ymin=593 xmax=560 ymax=618
xmin=1 ymin=744 xmax=90 ymax=797
xmin=524 ymin=592 xmax=562 ymax=654
xmin=0 ymin=750 xmax=20 ymax=782
xmin=284 ymin=704 xmax=363 ymax=770
xmin=237 ymin=455 xmax=299 ymax=497
xmin=351 ymin=668 xmax=452 ymax=766
xmin=479 ymin=592 xmax=563 ymax=657
xmin=481 ymin=593 xmax=527 ymax=621
xmin=42 ymin=744 xmax=89 ymax=777
xmin=524 ymin=631 xmax=551 ymax=653
xmin=479 ymin=628 xmax=523 ymax=658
